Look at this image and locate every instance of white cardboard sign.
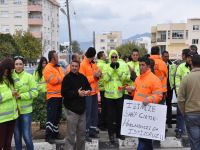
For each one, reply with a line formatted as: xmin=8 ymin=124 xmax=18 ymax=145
xmin=121 ymin=100 xmax=167 ymax=141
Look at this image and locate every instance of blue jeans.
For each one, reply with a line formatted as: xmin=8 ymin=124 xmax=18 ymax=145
xmin=176 ymin=105 xmax=186 ymax=133
xmin=86 ymin=94 xmax=98 ymax=136
xmin=184 ymin=113 xmax=200 ymax=150
xmin=14 ymin=113 xmax=34 ymax=150
xmin=137 ymin=138 xmax=153 ymax=150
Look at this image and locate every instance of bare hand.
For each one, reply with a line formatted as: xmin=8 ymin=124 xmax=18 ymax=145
xmin=84 ymin=90 xmax=91 ymax=96
xmin=125 ymin=86 xmax=135 ymax=93
xmin=78 ymin=87 xmax=85 ymax=97
xmin=143 ymin=98 xmax=149 ymax=106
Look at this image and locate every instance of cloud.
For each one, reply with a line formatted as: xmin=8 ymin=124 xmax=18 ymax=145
xmin=130 ymin=12 xmax=153 ymax=21
xmin=59 ymin=0 xmax=200 ymax=42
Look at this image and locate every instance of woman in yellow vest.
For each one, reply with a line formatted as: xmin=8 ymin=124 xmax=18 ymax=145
xmin=13 ymin=56 xmax=38 ymax=150
xmin=0 ymin=58 xmax=18 ymax=150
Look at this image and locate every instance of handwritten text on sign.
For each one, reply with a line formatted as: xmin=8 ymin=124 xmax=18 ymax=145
xmin=121 ymin=100 xmax=167 ymax=141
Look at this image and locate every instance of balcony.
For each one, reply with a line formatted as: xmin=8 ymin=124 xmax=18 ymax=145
xmin=28 ymin=4 xmax=42 ymax=12
xmin=28 ymin=18 xmax=42 ymax=25
xmin=31 ymin=31 xmax=42 ymax=38
xmin=157 ymin=38 xmax=166 ymax=42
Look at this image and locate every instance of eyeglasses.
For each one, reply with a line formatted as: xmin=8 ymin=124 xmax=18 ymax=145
xmin=111 ymin=56 xmax=118 ymax=59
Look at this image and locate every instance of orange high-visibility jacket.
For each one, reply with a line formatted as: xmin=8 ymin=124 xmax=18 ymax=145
xmin=43 ymin=63 xmax=65 ymax=100
xmin=79 ymin=57 xmax=99 ymax=95
xmin=150 ymin=55 xmax=168 ymax=92
xmin=132 ymin=69 xmax=163 ymax=104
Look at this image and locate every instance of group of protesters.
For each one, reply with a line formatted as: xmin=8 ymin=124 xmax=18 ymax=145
xmin=0 ymin=44 xmax=199 ymax=150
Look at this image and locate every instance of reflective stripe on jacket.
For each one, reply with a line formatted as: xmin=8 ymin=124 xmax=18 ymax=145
xmin=79 ymin=57 xmax=99 ymax=95
xmin=0 ymin=80 xmax=18 ymax=123
xmin=133 ymin=69 xmax=163 ymax=104
xmin=43 ymin=63 xmax=65 ymax=100
xmin=13 ymin=70 xmax=38 ymax=114
xmin=150 ymin=55 xmax=168 ymax=92
xmin=33 ymin=70 xmax=47 ymax=93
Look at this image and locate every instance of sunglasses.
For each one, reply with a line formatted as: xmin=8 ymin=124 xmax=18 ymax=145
xmin=14 ymin=56 xmax=23 ymax=59
xmin=14 ymin=56 xmax=24 ymax=62
xmin=111 ymin=56 xmax=118 ymax=59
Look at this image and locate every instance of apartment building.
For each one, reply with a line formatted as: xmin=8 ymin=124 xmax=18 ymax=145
xmin=151 ymin=18 xmax=200 ymax=59
xmin=95 ymin=31 xmax=122 ymax=54
xmin=0 ymin=0 xmax=59 ymax=57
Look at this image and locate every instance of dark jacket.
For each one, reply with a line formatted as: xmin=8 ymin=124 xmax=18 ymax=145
xmin=61 ymin=72 xmax=91 ymax=115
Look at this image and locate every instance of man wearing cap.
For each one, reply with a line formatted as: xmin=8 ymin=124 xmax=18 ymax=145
xmin=175 ymin=49 xmax=195 ymax=138
xmin=79 ymin=47 xmax=101 ymax=141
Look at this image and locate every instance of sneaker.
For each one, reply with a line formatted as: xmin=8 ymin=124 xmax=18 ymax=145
xmin=167 ymin=124 xmax=172 ymax=128
xmin=109 ymin=135 xmax=115 ymax=144
xmin=55 ymin=134 xmax=64 ymax=140
xmin=45 ymin=138 xmax=55 ymax=144
xmin=89 ymin=134 xmax=99 ymax=138
xmin=176 ymin=132 xmax=182 ymax=139
xmin=116 ymin=135 xmax=125 ymax=140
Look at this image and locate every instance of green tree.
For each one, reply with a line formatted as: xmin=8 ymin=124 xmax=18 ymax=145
xmin=13 ymin=31 xmax=42 ymax=63
xmin=0 ymin=33 xmax=19 ymax=59
xmin=115 ymin=41 xmax=147 ymax=58
xmin=72 ymin=40 xmax=82 ymax=54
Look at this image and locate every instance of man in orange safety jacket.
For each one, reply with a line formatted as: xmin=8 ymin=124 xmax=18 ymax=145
xmin=126 ymin=56 xmax=163 ymax=150
xmin=79 ymin=47 xmax=101 ymax=141
xmin=43 ymin=50 xmax=65 ymax=143
xmin=150 ymin=46 xmax=168 ymax=103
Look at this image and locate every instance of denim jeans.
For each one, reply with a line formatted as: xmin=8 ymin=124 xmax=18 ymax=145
xmin=137 ymin=138 xmax=153 ymax=150
xmin=176 ymin=105 xmax=186 ymax=133
xmin=14 ymin=113 xmax=34 ymax=150
xmin=85 ymin=94 xmax=98 ymax=136
xmin=184 ymin=113 xmax=200 ymax=150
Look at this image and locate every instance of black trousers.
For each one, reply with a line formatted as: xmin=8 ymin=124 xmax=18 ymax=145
xmin=46 ymin=97 xmax=62 ymax=139
xmin=106 ymin=98 xmax=124 ymax=137
xmin=166 ymin=89 xmax=173 ymax=124
xmin=99 ymin=91 xmax=107 ymax=129
xmin=0 ymin=119 xmax=16 ymax=150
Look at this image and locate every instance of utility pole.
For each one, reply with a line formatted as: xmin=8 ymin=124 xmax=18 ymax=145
xmin=93 ymin=31 xmax=95 ymax=48
xmin=65 ymin=0 xmax=72 ymax=63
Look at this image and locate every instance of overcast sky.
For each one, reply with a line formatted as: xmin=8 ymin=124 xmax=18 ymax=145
xmin=59 ymin=0 xmax=200 ymax=42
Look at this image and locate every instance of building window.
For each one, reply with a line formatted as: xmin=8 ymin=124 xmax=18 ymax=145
xmin=0 ymin=11 xmax=9 ymax=18
xmin=193 ymin=25 xmax=199 ymax=31
xmin=0 ymin=0 xmax=6 ymax=4
xmin=110 ymin=46 xmax=115 ymax=49
xmin=13 ymin=0 xmax=22 ymax=4
xmin=172 ymin=30 xmax=184 ymax=39
xmin=14 ymin=25 xmax=22 ymax=31
xmin=14 ymin=11 xmax=22 ymax=18
xmin=1 ymin=25 xmax=10 ymax=33
xmin=168 ymin=30 xmax=170 ymax=39
xmin=100 ymin=39 xmax=105 ymax=42
xmin=110 ymin=39 xmax=115 ymax=42
xmin=192 ymin=39 xmax=199 ymax=44
xmin=101 ymin=46 xmax=105 ymax=50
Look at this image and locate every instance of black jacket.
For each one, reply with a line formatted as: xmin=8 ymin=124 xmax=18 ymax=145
xmin=61 ymin=72 xmax=91 ymax=115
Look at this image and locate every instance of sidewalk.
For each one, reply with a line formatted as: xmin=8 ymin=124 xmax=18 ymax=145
xmin=11 ymin=125 xmax=190 ymax=150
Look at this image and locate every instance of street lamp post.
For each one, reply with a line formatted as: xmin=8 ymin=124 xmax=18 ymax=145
xmin=60 ymin=2 xmax=72 ymax=63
